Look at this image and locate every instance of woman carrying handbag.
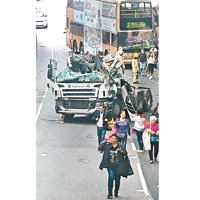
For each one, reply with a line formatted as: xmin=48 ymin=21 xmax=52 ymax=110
xmin=145 ymin=116 xmax=159 ymax=164
xmin=131 ymin=108 xmax=145 ymax=152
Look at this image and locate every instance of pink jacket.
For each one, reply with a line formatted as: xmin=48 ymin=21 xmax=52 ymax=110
xmin=146 ymin=123 xmax=159 ymax=134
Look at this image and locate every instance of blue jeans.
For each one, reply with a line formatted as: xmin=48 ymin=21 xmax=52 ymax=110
xmin=97 ymin=127 xmax=106 ymax=145
xmin=108 ymin=168 xmax=121 ymax=195
xmin=135 ymin=130 xmax=144 ymax=150
xmin=118 ymin=134 xmax=127 ymax=149
xmin=139 ymin=62 xmax=146 ymax=74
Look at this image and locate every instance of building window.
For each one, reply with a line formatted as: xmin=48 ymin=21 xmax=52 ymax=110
xmin=103 ymin=31 xmax=110 ymax=45
xmin=111 ymin=33 xmax=117 ymax=47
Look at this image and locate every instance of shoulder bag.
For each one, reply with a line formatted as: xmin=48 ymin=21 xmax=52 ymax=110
xmin=150 ymin=124 xmax=159 ymax=142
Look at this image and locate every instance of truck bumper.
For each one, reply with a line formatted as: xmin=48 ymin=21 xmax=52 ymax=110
xmin=55 ymin=105 xmax=97 ymax=115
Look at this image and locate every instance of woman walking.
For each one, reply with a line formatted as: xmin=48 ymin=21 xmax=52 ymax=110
xmin=145 ymin=116 xmax=159 ymax=164
xmin=98 ymin=134 xmax=133 ymax=199
xmin=131 ymin=109 xmax=145 ymax=152
xmin=147 ymin=52 xmax=155 ymax=79
xmin=115 ymin=110 xmax=131 ymax=149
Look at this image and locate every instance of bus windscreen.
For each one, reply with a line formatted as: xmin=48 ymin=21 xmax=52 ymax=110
xmin=120 ymin=2 xmax=152 ymax=30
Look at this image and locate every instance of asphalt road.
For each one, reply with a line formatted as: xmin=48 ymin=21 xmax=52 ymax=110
xmin=36 ymin=27 xmax=159 ymax=200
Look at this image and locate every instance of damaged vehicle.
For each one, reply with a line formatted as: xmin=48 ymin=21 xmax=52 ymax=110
xmin=47 ymin=53 xmax=153 ymax=120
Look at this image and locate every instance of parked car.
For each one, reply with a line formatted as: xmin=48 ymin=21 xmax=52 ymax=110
xmin=36 ymin=10 xmax=48 ymax=29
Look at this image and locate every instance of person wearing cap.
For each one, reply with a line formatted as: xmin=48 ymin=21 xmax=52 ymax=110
xmin=98 ymin=134 xmax=132 ymax=199
xmin=132 ymin=52 xmax=140 ymax=84
xmin=92 ymin=105 xmax=110 ymax=145
xmin=131 ymin=108 xmax=145 ymax=152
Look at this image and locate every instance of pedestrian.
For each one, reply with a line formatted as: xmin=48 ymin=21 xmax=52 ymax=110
xmin=131 ymin=108 xmax=145 ymax=152
xmin=98 ymin=134 xmax=133 ymax=199
xmin=116 ymin=46 xmax=125 ymax=74
xmin=147 ymin=52 xmax=155 ymax=79
xmin=92 ymin=105 xmax=110 ymax=145
xmin=138 ymin=48 xmax=147 ymax=76
xmin=145 ymin=116 xmax=159 ymax=164
xmin=150 ymin=44 xmax=158 ymax=57
xmin=151 ymin=103 xmax=159 ymax=124
xmin=132 ymin=52 xmax=140 ymax=84
xmin=115 ymin=110 xmax=131 ymax=149
xmin=94 ymin=51 xmax=103 ymax=72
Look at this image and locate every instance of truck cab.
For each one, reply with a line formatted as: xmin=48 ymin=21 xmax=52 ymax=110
xmin=47 ymin=54 xmax=153 ymax=120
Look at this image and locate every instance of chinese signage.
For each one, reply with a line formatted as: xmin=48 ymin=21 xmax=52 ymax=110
xmin=84 ymin=0 xmax=102 ymax=29
xmin=126 ymin=22 xmax=146 ymax=29
xmin=74 ymin=10 xmax=84 ymax=24
xmin=102 ymin=17 xmax=116 ymax=33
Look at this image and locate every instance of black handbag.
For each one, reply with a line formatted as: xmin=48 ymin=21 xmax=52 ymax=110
xmin=116 ymin=132 xmax=126 ymax=140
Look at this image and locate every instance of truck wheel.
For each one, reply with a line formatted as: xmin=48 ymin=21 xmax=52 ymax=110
xmin=113 ymin=102 xmax=121 ymax=120
xmin=64 ymin=114 xmax=74 ymax=122
xmin=143 ymin=89 xmax=153 ymax=112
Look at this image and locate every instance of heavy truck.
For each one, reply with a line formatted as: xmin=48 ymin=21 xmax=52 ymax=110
xmin=46 ymin=52 xmax=153 ymax=120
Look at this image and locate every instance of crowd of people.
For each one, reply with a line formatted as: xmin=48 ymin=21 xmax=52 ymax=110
xmin=132 ymin=44 xmax=159 ymax=84
xmin=93 ymin=102 xmax=159 ymax=199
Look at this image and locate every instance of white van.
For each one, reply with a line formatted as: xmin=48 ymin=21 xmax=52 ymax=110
xmin=36 ymin=10 xmax=48 ymax=29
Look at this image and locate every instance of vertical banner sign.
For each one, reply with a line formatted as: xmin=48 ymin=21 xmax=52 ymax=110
xmin=84 ymin=0 xmax=102 ymax=54
xmin=84 ymin=26 xmax=102 ymax=55
xmin=74 ymin=10 xmax=84 ymax=24
xmin=102 ymin=17 xmax=116 ymax=33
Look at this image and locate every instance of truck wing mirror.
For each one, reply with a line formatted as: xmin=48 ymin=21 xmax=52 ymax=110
xmin=47 ymin=68 xmax=53 ymax=79
xmin=48 ymin=63 xmax=53 ymax=69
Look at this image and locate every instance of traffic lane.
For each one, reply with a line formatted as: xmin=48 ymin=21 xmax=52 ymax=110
xmin=132 ymin=134 xmax=159 ymax=200
xmin=36 ymin=35 xmax=51 ymax=113
xmin=123 ymin=68 xmax=159 ymax=200
xmin=36 ymin=30 xmax=70 ymax=114
xmin=37 ymin=146 xmax=152 ymax=200
xmin=36 ymin=92 xmax=153 ymax=200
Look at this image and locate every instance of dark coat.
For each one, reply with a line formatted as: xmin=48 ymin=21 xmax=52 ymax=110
xmin=92 ymin=110 xmax=109 ymax=129
xmin=98 ymin=142 xmax=134 ymax=178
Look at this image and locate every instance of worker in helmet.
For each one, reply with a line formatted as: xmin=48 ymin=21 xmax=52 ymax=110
xmin=132 ymin=52 xmax=140 ymax=84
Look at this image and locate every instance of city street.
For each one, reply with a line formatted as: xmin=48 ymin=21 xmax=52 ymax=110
xmin=36 ymin=27 xmax=159 ymax=200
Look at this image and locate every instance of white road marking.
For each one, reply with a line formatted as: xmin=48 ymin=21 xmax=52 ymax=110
xmin=131 ymin=143 xmax=137 ymax=151
xmin=137 ymin=163 xmax=149 ymax=195
xmin=51 ymin=46 xmax=54 ymax=58
xmin=36 ymin=86 xmax=48 ymax=122
xmin=41 ymin=153 xmax=47 ymax=156
xmin=137 ymin=190 xmax=144 ymax=192
xmin=130 ymin=156 xmax=138 ymax=159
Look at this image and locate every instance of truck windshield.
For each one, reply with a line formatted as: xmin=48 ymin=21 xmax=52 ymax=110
xmin=56 ymin=66 xmax=104 ymax=83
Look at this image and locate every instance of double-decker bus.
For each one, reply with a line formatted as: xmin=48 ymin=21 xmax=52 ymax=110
xmin=66 ymin=0 xmax=153 ymax=64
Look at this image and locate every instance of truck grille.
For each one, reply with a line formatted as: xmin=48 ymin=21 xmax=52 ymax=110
xmin=65 ymin=100 xmax=95 ymax=109
xmin=62 ymin=89 xmax=96 ymax=97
